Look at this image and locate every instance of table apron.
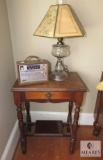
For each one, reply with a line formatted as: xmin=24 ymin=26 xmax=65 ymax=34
xmin=13 ymin=91 xmax=84 ymax=104
xmin=25 ymin=91 xmax=72 ymax=100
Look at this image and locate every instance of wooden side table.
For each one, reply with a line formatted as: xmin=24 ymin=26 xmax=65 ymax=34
xmin=11 ymin=72 xmax=87 ymax=154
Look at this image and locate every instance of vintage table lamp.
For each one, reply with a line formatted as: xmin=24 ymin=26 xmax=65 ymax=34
xmin=34 ymin=1 xmax=85 ymax=81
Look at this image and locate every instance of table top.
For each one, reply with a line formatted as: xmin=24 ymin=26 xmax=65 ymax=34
xmin=11 ymin=72 xmax=88 ymax=92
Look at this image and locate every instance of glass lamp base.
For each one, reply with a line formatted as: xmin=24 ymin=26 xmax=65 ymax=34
xmin=50 ymin=70 xmax=68 ymax=81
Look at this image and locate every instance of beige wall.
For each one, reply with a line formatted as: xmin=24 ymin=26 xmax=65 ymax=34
xmin=0 ymin=0 xmax=16 ymax=158
xmin=6 ymin=0 xmax=103 ymax=113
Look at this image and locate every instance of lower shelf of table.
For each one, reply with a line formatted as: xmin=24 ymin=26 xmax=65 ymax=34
xmin=25 ymin=120 xmax=71 ymax=137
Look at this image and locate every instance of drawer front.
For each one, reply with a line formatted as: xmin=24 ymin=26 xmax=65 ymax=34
xmin=25 ymin=91 xmax=72 ymax=101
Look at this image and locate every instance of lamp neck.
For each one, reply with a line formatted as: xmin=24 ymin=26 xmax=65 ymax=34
xmin=57 ymin=38 xmax=64 ymax=45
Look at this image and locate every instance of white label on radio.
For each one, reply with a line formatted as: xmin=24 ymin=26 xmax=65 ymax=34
xmin=19 ymin=64 xmax=47 ymax=83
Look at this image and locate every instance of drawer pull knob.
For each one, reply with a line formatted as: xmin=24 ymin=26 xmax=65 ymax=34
xmin=45 ymin=92 xmax=52 ymax=102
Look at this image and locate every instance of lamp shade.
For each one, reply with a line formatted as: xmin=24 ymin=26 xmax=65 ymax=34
xmin=34 ymin=4 xmax=85 ymax=38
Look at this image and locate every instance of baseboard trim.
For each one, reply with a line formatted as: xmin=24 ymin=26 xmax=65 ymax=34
xmin=1 ymin=121 xmax=19 ymax=160
xmin=30 ymin=111 xmax=94 ymax=125
xmin=1 ymin=111 xmax=94 ymax=160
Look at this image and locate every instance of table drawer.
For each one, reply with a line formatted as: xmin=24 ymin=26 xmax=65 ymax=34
xmin=25 ymin=91 xmax=72 ymax=101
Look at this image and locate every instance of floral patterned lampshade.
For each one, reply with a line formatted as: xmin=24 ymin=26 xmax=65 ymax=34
xmin=34 ymin=4 xmax=85 ymax=38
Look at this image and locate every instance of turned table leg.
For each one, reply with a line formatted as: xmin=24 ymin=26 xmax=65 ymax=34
xmin=93 ymin=120 xmax=101 ymax=136
xmin=25 ymin=101 xmax=31 ymax=132
xmin=69 ymin=103 xmax=80 ymax=154
xmin=67 ymin=102 xmax=73 ymax=132
xmin=93 ymin=102 xmax=101 ymax=136
xmin=17 ymin=105 xmax=26 ymax=154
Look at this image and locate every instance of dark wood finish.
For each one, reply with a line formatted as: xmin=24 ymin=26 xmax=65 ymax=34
xmin=11 ymin=72 xmax=87 ymax=154
xmin=93 ymin=71 xmax=103 ymax=136
xmin=13 ymin=126 xmax=103 ymax=160
xmin=35 ymin=120 xmax=64 ymax=135
xmin=25 ymin=102 xmax=31 ymax=132
xmin=16 ymin=105 xmax=26 ymax=154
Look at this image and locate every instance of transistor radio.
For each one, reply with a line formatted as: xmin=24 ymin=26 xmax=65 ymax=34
xmin=17 ymin=56 xmax=51 ymax=85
